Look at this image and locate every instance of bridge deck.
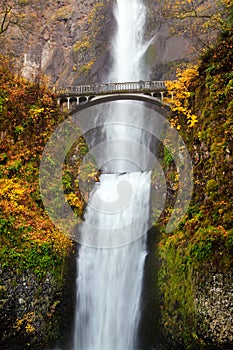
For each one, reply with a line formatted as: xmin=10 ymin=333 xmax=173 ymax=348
xmin=56 ymin=80 xmax=167 ymax=96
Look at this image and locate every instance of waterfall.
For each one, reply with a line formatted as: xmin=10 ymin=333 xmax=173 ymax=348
xmin=110 ymin=0 xmax=147 ymax=82
xmin=73 ymin=1 xmax=151 ymax=349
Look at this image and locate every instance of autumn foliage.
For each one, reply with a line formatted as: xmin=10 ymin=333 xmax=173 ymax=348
xmin=158 ymin=9 xmax=233 ymax=346
xmin=0 ymin=55 xmax=72 ymax=278
xmin=165 ymin=67 xmax=199 ymax=129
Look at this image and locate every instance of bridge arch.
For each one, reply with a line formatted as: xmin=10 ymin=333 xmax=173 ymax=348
xmin=69 ymin=93 xmax=170 ymax=118
xmin=79 ymin=96 xmax=88 ymax=104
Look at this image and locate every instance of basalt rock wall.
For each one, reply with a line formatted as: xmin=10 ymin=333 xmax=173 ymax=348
xmin=195 ymin=269 xmax=233 ymax=347
xmin=1 ymin=0 xmax=215 ymax=86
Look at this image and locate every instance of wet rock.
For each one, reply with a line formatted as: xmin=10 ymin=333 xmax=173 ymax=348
xmin=195 ymin=269 xmax=233 ymax=347
xmin=0 ymin=268 xmax=60 ymax=350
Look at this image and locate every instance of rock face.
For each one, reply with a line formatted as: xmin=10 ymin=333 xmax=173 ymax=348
xmin=195 ymin=269 xmax=233 ymax=347
xmin=0 ymin=250 xmax=77 ymax=350
xmin=0 ymin=269 xmax=60 ymax=350
xmin=1 ymin=0 xmax=114 ymax=86
xmin=1 ymin=0 xmax=213 ymax=86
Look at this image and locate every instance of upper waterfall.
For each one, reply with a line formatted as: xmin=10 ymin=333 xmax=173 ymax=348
xmin=110 ymin=0 xmax=147 ymax=82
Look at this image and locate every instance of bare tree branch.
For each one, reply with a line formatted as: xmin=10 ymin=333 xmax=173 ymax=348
xmin=0 ymin=0 xmax=32 ymax=36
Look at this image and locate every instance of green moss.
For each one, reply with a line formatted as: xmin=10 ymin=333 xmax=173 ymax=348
xmin=163 ymin=146 xmax=174 ymax=165
xmin=76 ymin=59 xmax=95 ymax=77
xmin=206 ymin=179 xmax=218 ymax=193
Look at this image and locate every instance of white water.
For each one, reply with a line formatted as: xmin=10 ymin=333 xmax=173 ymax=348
xmin=110 ymin=0 xmax=147 ymax=82
xmin=73 ymin=1 xmax=151 ymax=349
xmin=73 ymin=172 xmax=150 ymax=350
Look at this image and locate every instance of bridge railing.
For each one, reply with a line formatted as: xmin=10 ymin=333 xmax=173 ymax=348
xmin=56 ymin=80 xmax=167 ymax=96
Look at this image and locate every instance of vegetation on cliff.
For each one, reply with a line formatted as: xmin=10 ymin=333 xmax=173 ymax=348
xmin=0 ymin=56 xmax=76 ymax=348
xmin=0 ymin=56 xmax=73 ymax=275
xmin=0 ymin=53 xmax=99 ymax=348
xmin=157 ymin=0 xmax=230 ymax=52
xmin=158 ymin=2 xmax=233 ymax=348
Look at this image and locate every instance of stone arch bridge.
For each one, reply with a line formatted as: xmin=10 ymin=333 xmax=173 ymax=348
xmin=56 ymin=80 xmax=173 ymax=111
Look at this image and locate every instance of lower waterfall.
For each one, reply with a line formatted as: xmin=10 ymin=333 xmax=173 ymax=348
xmin=73 ymin=172 xmax=151 ymax=350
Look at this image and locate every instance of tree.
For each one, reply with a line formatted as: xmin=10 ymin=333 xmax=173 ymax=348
xmin=0 ymin=0 xmax=30 ymax=36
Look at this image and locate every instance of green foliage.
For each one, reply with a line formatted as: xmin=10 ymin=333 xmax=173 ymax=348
xmin=62 ymin=137 xmax=99 ymax=216
xmin=0 ymin=214 xmax=63 ymax=279
xmin=163 ymin=146 xmax=174 ymax=165
xmin=158 ymin=237 xmax=198 ymax=348
xmin=77 ymin=60 xmax=95 ymax=75
xmin=206 ymin=179 xmax=218 ymax=193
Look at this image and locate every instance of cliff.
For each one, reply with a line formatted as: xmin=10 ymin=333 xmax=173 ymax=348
xmin=156 ymin=3 xmax=233 ymax=347
xmin=1 ymin=0 xmax=114 ymax=86
xmin=0 ymin=57 xmax=74 ymax=349
xmin=0 ymin=0 xmax=217 ymax=85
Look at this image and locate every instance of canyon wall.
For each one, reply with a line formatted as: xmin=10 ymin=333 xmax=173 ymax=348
xmin=1 ymin=0 xmax=214 ymax=86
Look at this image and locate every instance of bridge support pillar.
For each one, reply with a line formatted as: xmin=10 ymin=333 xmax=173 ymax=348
xmin=67 ymin=97 xmax=70 ymax=110
xmin=160 ymin=91 xmax=164 ymax=101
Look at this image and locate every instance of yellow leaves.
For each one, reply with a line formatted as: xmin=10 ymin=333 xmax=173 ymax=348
xmin=25 ymin=323 xmax=35 ymax=333
xmin=66 ymin=190 xmax=84 ymax=216
xmin=0 ymin=178 xmax=72 ymax=256
xmin=14 ymin=318 xmax=24 ymax=331
xmin=0 ymin=179 xmax=27 ymax=202
xmin=53 ymin=5 xmax=73 ymax=21
xmin=78 ymin=162 xmax=99 ymax=183
xmin=66 ymin=192 xmax=82 ymax=209
xmin=221 ymin=0 xmax=233 ymax=8
xmin=73 ymin=40 xmax=91 ymax=53
xmin=88 ymin=2 xmax=104 ymax=24
xmin=187 ymin=113 xmax=198 ymax=128
xmin=14 ymin=312 xmax=35 ymax=333
xmin=0 ymin=57 xmax=73 ymax=281
xmin=177 ymin=66 xmax=199 ymax=84
xmin=29 ymin=106 xmax=45 ymax=120
xmin=165 ymin=66 xmax=199 ymax=129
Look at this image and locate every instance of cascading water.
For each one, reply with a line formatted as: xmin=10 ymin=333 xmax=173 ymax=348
xmin=73 ymin=1 xmax=151 ymax=349
xmin=110 ymin=0 xmax=147 ymax=82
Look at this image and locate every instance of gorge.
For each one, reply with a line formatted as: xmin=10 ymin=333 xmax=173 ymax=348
xmin=0 ymin=1 xmax=232 ymax=350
